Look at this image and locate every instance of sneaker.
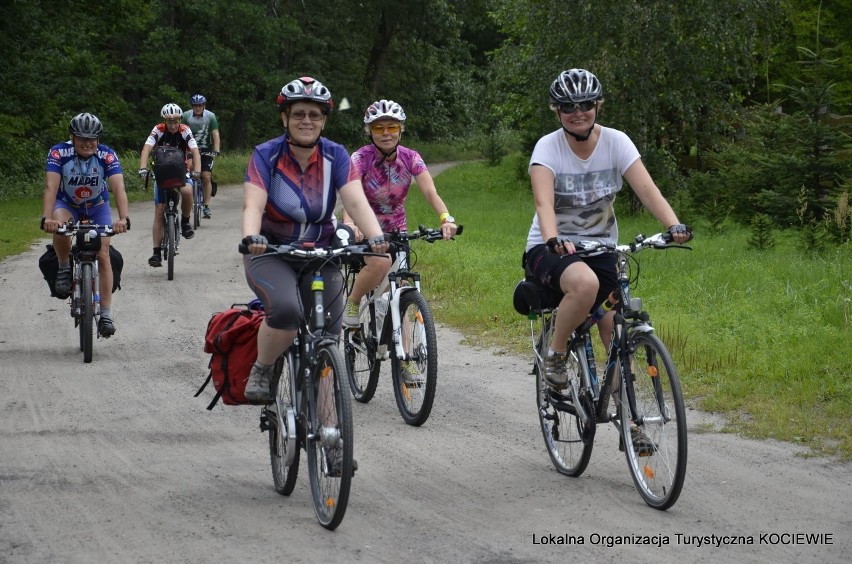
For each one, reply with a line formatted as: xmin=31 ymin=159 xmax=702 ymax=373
xmin=400 ymin=362 xmax=425 ymax=387
xmin=342 ymin=299 xmax=361 ymax=328
xmin=98 ymin=314 xmax=116 ymax=338
xmin=54 ymin=267 xmax=72 ymax=298
xmin=244 ymin=362 xmax=274 ymax=403
xmin=202 ymin=205 xmax=211 ymax=219
xmin=148 ymin=254 xmax=162 ymax=267
xmin=619 ymin=425 xmax=657 ymax=456
xmin=543 ymin=353 xmax=569 ymax=389
xmin=326 ymin=446 xmax=358 ymax=477
xmin=181 ymin=223 xmax=195 ymax=240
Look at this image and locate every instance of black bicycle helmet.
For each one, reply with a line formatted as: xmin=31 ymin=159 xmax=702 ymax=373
xmin=69 ymin=113 xmax=104 ymax=139
xmin=276 ymin=77 xmax=333 ymax=114
xmin=550 ymin=69 xmax=603 ymax=104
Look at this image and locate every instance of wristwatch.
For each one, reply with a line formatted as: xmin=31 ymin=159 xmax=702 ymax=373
xmin=441 ymin=214 xmax=456 ymax=224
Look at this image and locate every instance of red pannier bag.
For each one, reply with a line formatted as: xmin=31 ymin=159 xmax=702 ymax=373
xmin=195 ymin=304 xmax=265 ymax=410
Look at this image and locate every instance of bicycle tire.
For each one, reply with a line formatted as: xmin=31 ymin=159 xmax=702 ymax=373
xmin=193 ymin=180 xmax=202 ymax=229
xmin=165 ymin=214 xmax=175 ymax=281
xmin=269 ymin=353 xmax=299 ymax=495
xmin=343 ymin=307 xmax=381 ymax=403
xmin=307 ymin=345 xmax=353 ymax=530
xmin=535 ymin=316 xmax=594 ymax=476
xmin=390 ymin=291 xmax=438 ymax=426
xmin=80 ymin=263 xmax=94 ymax=363
xmin=617 ymin=331 xmax=687 ymax=510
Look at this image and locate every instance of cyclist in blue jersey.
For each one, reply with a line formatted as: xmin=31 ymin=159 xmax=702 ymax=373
xmin=241 ymin=76 xmax=389 ymax=404
xmin=41 ymin=113 xmax=130 ymax=337
xmin=182 ymin=94 xmax=220 ymax=219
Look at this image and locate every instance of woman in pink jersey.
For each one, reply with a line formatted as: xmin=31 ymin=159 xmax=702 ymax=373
xmin=341 ymin=100 xmax=458 ymax=327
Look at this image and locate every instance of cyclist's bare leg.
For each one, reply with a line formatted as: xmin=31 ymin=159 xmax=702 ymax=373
xmin=97 ymin=241 xmax=113 ymax=309
xmin=201 ymin=171 xmax=212 ymax=205
xmin=152 ymin=203 xmax=165 ymax=246
xmin=347 ymin=254 xmax=391 ymax=305
xmin=256 ymin=322 xmax=297 ymax=365
xmin=50 ymin=208 xmax=74 ymax=263
xmin=551 ymin=262 xmax=598 ymax=351
xmin=179 ymin=184 xmax=193 ymax=217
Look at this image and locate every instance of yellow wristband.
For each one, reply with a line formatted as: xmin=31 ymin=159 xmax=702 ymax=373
xmin=439 ymin=212 xmax=450 ymax=223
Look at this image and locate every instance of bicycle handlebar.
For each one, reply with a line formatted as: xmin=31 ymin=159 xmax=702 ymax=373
xmin=55 ymin=221 xmax=116 ymax=237
xmin=573 ymin=232 xmax=692 ymax=256
xmin=385 ymin=223 xmax=464 ymax=247
xmin=238 ymin=241 xmax=384 ymax=263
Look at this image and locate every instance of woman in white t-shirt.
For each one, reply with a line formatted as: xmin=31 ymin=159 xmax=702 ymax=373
xmin=524 ymin=68 xmax=693 ymax=392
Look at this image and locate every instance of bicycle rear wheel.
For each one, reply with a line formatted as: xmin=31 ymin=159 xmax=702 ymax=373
xmin=269 ymin=353 xmax=299 ymax=495
xmin=80 ymin=263 xmax=94 ymax=363
xmin=192 ymin=180 xmax=201 ymax=229
xmin=391 ymin=291 xmax=437 ymax=426
xmin=165 ymin=214 xmax=175 ymax=281
xmin=618 ymin=331 xmax=687 ymax=510
xmin=343 ymin=313 xmax=381 ymax=402
xmin=535 ymin=315 xmax=594 ymax=476
xmin=307 ymin=345 xmax=353 ymax=530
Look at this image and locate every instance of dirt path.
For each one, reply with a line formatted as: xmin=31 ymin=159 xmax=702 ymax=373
xmin=1 ymin=171 xmax=849 ymax=563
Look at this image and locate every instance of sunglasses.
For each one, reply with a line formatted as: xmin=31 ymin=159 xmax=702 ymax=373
xmin=370 ymin=123 xmax=401 ymax=134
xmin=558 ymin=101 xmax=597 ymax=114
xmin=289 ymin=110 xmax=325 ymax=122
xmin=164 ymin=118 xmax=180 ymax=124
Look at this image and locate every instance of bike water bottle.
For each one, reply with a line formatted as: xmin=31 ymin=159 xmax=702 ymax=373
xmin=311 ymin=274 xmax=324 ymax=329
xmin=590 ymin=291 xmax=619 ymax=324
xmin=584 ymin=334 xmax=598 ymax=391
xmin=375 ymin=292 xmax=389 ymax=331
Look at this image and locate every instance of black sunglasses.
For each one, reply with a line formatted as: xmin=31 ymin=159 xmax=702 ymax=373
xmin=558 ymin=101 xmax=597 ymax=114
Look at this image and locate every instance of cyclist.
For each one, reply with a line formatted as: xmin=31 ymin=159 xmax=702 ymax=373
xmin=41 ymin=113 xmax=130 ymax=337
xmin=523 ymin=69 xmax=692 ymax=391
xmin=241 ymin=76 xmax=388 ymax=409
xmin=341 ymin=100 xmax=458 ymax=332
xmin=138 ymin=103 xmax=202 ymax=267
xmin=182 ymin=94 xmax=220 ymax=219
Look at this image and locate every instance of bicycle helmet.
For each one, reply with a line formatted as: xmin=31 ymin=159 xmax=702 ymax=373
xmin=160 ymin=103 xmax=183 ymax=119
xmin=276 ymin=77 xmax=333 ymax=113
xmin=190 ymin=94 xmax=206 ymax=105
xmin=363 ymin=99 xmax=406 ymax=125
xmin=69 ymin=113 xmax=103 ymax=139
xmin=550 ymin=69 xmax=603 ymax=104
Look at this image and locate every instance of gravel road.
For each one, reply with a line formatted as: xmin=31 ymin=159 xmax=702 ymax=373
xmin=1 ymin=168 xmax=849 ymax=563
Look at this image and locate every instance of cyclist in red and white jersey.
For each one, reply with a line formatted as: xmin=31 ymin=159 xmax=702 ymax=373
xmin=137 ymin=103 xmax=202 ymax=267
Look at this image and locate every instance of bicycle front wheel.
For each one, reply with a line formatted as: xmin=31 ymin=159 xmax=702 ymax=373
xmin=269 ymin=353 xmax=299 ymax=495
xmin=618 ymin=331 xmax=687 ymax=510
xmin=535 ymin=316 xmax=594 ymax=476
xmin=307 ymin=345 xmax=353 ymax=530
xmin=80 ymin=263 xmax=94 ymax=363
xmin=165 ymin=214 xmax=175 ymax=281
xmin=391 ymin=291 xmax=437 ymax=426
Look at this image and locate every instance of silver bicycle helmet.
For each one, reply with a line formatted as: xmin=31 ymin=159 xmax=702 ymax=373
xmin=276 ymin=77 xmax=333 ymax=113
xmin=69 ymin=113 xmax=103 ymax=139
xmin=190 ymin=94 xmax=206 ymax=105
xmin=161 ymin=103 xmax=183 ymax=119
xmin=550 ymin=69 xmax=603 ymax=104
xmin=363 ymin=99 xmax=406 ymax=125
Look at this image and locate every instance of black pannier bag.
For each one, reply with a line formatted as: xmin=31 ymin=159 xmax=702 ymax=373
xmin=39 ymin=244 xmax=124 ymax=297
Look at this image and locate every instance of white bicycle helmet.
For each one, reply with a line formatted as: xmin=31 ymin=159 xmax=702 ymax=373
xmin=276 ymin=77 xmax=333 ymax=113
xmin=161 ymin=103 xmax=183 ymax=119
xmin=69 ymin=113 xmax=103 ymax=139
xmin=550 ymin=69 xmax=603 ymax=104
xmin=363 ymin=99 xmax=406 ymax=125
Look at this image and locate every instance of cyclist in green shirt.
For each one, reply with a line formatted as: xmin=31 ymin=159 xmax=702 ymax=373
xmin=182 ymin=94 xmax=220 ymax=219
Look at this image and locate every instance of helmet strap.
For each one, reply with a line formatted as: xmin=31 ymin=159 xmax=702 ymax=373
xmin=372 ymin=139 xmax=399 ymax=162
xmin=562 ymin=112 xmax=598 ymax=142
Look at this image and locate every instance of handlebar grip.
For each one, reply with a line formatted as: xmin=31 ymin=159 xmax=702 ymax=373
xmin=238 ymin=243 xmax=249 ymax=254
xmin=456 ymin=224 xmax=464 ymax=235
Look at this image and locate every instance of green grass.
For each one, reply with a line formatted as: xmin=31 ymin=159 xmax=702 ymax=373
xmin=5 ymin=153 xmax=850 ymax=459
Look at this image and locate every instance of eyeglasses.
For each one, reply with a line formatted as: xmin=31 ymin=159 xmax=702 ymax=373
xmin=164 ymin=118 xmax=180 ymax=124
xmin=289 ymin=110 xmax=325 ymax=122
xmin=370 ymin=123 xmax=401 ymax=134
xmin=558 ymin=101 xmax=597 ymax=114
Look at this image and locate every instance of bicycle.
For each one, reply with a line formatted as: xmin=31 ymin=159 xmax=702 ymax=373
xmin=160 ymin=186 xmax=182 ymax=281
xmin=514 ymin=231 xmax=691 ymax=510
xmin=342 ymin=224 xmax=462 ymax=426
xmin=55 ymin=221 xmax=117 ymax=363
xmin=242 ymin=234 xmax=378 ymax=530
